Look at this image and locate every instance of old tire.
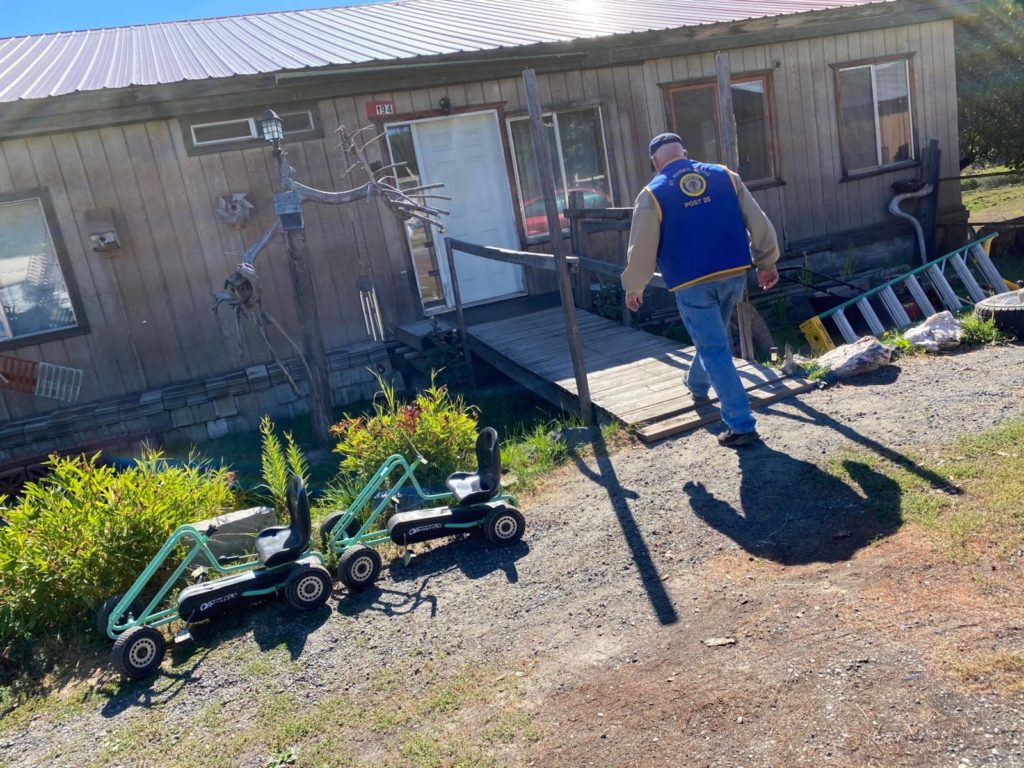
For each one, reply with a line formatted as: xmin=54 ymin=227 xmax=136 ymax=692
xmin=974 ymin=290 xmax=1024 ymax=337
xmin=319 ymin=511 xmax=361 ymax=548
xmin=337 ymin=545 xmax=382 ymax=591
xmin=96 ymin=593 xmax=145 ymax=638
xmin=111 ymin=625 xmax=166 ymax=680
xmin=283 ymin=564 xmax=333 ymax=610
xmin=483 ymin=507 xmax=525 ymax=547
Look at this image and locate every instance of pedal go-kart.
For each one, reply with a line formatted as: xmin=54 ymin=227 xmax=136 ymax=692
xmin=320 ymin=427 xmax=525 ymax=591
xmin=98 ymin=476 xmax=332 ymax=680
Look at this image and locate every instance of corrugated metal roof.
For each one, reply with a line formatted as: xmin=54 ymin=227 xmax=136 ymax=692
xmin=0 ymin=0 xmax=889 ymax=104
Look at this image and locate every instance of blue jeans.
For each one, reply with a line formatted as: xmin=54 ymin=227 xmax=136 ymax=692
xmin=674 ymin=274 xmax=756 ymax=434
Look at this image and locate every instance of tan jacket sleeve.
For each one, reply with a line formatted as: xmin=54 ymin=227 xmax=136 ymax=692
xmin=621 ymin=189 xmax=660 ymax=296
xmin=728 ymin=169 xmax=780 ymax=271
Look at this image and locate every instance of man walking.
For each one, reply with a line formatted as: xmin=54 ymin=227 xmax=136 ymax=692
xmin=621 ymin=133 xmax=780 ymax=447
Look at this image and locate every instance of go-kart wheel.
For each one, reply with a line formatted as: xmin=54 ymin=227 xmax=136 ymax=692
xmin=483 ymin=507 xmax=525 ymax=546
xmin=319 ymin=510 xmax=361 ymax=548
xmin=111 ymin=625 xmax=166 ymax=680
xmin=337 ymin=545 xmax=382 ymax=591
xmin=95 ymin=593 xmax=145 ymax=637
xmin=284 ymin=564 xmax=333 ymax=610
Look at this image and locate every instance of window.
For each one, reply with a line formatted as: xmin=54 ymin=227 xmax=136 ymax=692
xmin=183 ymin=108 xmax=319 ymax=153
xmin=835 ymin=58 xmax=914 ymax=175
xmin=507 ymin=107 xmax=613 ymax=239
xmin=0 ymin=191 xmax=81 ymax=345
xmin=665 ymin=76 xmax=777 ymax=184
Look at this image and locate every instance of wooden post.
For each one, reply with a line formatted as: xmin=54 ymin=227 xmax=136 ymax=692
xmin=276 ymin=146 xmax=333 ymax=446
xmin=716 ymin=52 xmax=755 ymax=362
xmin=523 ymin=68 xmax=593 ymax=426
xmin=568 ymin=190 xmax=592 ymax=311
xmin=716 ymin=52 xmax=739 ymax=169
xmin=444 ymin=237 xmax=476 ymax=387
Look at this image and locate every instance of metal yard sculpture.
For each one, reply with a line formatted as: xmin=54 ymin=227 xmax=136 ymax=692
xmin=213 ymin=120 xmax=449 ymax=444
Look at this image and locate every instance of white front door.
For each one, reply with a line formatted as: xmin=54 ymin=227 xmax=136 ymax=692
xmin=400 ymin=112 xmax=525 ymax=308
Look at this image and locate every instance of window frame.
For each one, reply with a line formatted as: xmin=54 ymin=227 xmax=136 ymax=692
xmin=180 ymin=106 xmax=323 ymax=156
xmin=505 ymin=105 xmax=615 ymax=244
xmin=662 ymin=71 xmax=782 ymax=189
xmin=0 ymin=188 xmax=88 ymax=351
xmin=832 ymin=53 xmax=918 ymax=181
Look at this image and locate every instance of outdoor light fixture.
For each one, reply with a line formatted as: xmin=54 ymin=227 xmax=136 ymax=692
xmin=260 ymin=108 xmax=284 ymax=142
xmin=439 ymin=96 xmax=453 ymax=116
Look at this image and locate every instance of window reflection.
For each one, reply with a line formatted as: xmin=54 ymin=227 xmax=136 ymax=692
xmin=0 ymin=197 xmax=77 ymax=342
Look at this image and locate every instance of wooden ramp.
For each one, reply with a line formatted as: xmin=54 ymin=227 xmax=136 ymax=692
xmin=466 ymin=307 xmax=813 ymax=442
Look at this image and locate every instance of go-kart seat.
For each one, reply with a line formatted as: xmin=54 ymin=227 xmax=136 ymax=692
xmin=255 ymin=475 xmax=312 ymax=567
xmin=446 ymin=427 xmax=501 ymax=506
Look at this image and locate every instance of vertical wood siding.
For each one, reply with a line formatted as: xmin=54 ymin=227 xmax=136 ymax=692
xmin=0 ymin=19 xmax=961 ymax=421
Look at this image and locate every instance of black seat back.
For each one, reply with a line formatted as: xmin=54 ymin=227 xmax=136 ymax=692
xmin=476 ymin=427 xmax=500 ymax=493
xmin=284 ymin=475 xmax=312 ymax=551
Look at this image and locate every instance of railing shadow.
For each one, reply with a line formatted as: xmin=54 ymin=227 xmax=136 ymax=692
xmin=571 ymin=431 xmax=678 ymax=626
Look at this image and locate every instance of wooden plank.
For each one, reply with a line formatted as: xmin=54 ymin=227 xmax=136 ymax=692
xmin=636 ymin=377 xmax=816 ymax=442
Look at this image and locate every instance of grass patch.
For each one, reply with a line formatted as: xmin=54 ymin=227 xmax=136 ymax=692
xmin=952 ymin=650 xmax=1024 ymax=696
xmin=824 ymin=418 xmax=1024 ymax=560
xmin=62 ymin=654 xmax=541 ymax=768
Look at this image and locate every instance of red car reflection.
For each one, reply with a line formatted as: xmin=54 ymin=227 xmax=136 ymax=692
xmin=523 ymin=188 xmax=613 ymax=237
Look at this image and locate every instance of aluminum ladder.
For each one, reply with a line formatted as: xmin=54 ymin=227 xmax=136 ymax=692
xmin=800 ymin=234 xmax=1007 ymax=354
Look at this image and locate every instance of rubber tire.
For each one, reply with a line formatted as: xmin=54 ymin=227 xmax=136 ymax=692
xmin=111 ymin=625 xmax=166 ymax=680
xmin=974 ymin=290 xmax=1024 ymax=337
xmin=337 ymin=545 xmax=382 ymax=591
xmin=483 ymin=507 xmax=526 ymax=547
xmin=319 ymin=511 xmax=361 ymax=548
xmin=96 ymin=593 xmax=145 ymax=637
xmin=283 ymin=564 xmax=333 ymax=611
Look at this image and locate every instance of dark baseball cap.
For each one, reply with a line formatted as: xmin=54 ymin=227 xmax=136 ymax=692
xmin=649 ymin=133 xmax=685 ymax=156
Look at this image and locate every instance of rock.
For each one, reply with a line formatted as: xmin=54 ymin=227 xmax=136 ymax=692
xmin=192 ymin=505 xmax=276 ymax=558
xmin=703 ymin=637 xmax=737 ymax=647
xmin=903 ymin=310 xmax=963 ymax=352
xmin=548 ymin=426 xmax=598 ymax=448
xmin=815 ymin=336 xmax=893 ymax=380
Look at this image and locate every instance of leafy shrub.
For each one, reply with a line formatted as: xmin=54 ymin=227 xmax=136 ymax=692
xmin=0 ymin=453 xmax=235 ymax=651
xmin=259 ymin=415 xmax=310 ymax=513
xmin=959 ymin=313 xmax=1008 ymax=347
xmin=331 ymin=374 xmax=478 ymax=490
xmin=592 ymin=283 xmax=625 ymax=322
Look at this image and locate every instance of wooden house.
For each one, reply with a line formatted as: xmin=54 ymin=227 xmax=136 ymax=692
xmin=0 ymin=0 xmax=974 ymax=474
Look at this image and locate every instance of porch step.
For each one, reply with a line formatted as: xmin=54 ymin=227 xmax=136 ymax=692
xmin=393 ymin=318 xmax=455 ymax=351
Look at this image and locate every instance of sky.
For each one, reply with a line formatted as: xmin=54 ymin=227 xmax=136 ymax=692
xmin=1 ymin=0 xmax=390 ymax=38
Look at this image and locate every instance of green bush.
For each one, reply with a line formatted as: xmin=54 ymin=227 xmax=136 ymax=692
xmin=259 ymin=415 xmax=310 ymax=514
xmin=960 ymin=313 xmax=1008 ymax=347
xmin=0 ymin=452 xmax=235 ymax=652
xmin=331 ymin=374 xmax=478 ymax=490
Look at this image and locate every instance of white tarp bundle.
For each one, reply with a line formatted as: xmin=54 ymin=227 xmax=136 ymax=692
xmin=902 ymin=310 xmax=963 ymax=352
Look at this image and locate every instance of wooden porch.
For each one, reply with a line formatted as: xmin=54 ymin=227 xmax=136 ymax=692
xmin=462 ymin=306 xmax=812 ymax=442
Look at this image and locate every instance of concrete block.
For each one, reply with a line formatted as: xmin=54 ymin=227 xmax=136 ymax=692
xmin=245 ymin=365 xmax=270 ymax=391
xmin=205 ymin=377 xmax=229 ymax=400
xmin=193 ymin=506 xmax=276 ymax=558
xmin=207 ymin=418 xmax=230 ymax=440
xmin=170 ymin=407 xmax=194 ymax=429
xmin=139 ymin=390 xmax=164 ymax=415
xmin=275 ymin=383 xmax=299 ymax=404
xmin=213 ymin=397 xmax=238 ymax=418
xmin=191 ymin=402 xmax=216 ymax=424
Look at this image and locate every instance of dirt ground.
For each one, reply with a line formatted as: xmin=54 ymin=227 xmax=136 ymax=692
xmin=2 ymin=343 xmax=1024 ymax=768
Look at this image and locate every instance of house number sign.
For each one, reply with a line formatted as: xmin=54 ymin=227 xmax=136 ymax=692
xmin=365 ymin=101 xmax=396 ymax=119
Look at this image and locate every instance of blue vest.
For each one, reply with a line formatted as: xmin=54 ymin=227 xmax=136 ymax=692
xmin=646 ymin=159 xmax=752 ymax=291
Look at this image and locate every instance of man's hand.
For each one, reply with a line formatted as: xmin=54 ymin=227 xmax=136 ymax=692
xmin=757 ymin=266 xmax=779 ymax=290
xmin=626 ymin=293 xmax=643 ymax=312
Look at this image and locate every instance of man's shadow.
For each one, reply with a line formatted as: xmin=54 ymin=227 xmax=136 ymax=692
xmin=684 ymin=443 xmax=904 ymax=564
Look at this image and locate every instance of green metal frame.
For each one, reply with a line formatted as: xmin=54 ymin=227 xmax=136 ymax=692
xmin=104 ymin=524 xmax=325 ymax=640
xmin=324 ymin=453 xmax=518 ymax=555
